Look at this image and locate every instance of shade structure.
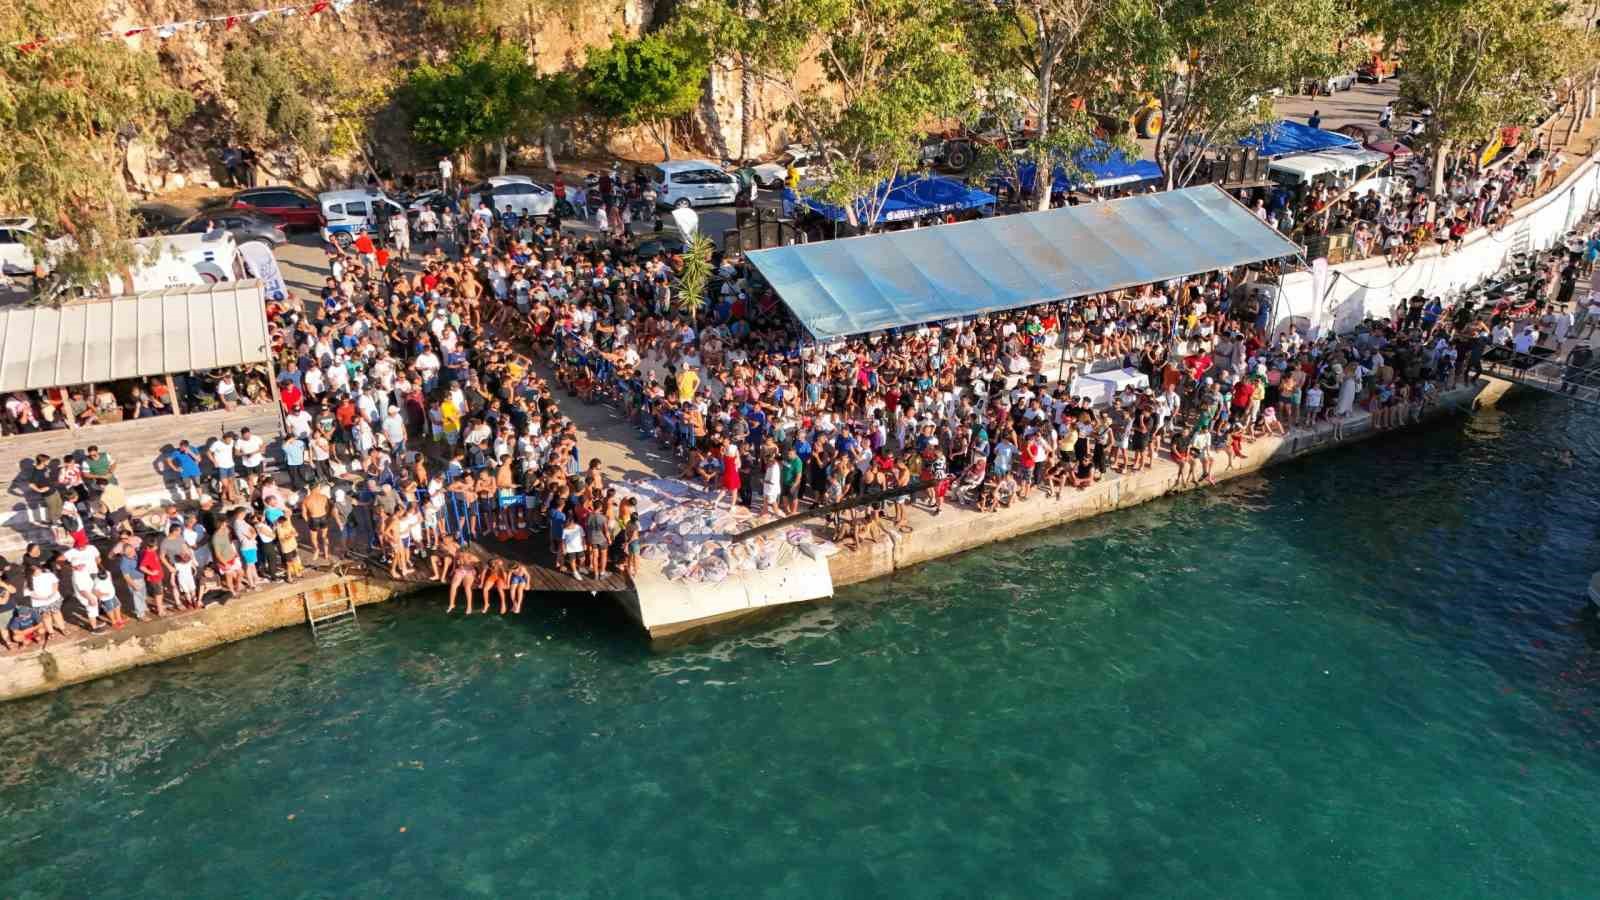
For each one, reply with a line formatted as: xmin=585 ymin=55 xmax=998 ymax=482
xmin=1238 ymin=120 xmax=1358 ymax=159
xmin=784 ymin=175 xmax=996 ymax=225
xmin=1015 ymin=143 xmax=1164 ymax=193
xmin=0 ymin=280 xmax=270 ymax=392
xmin=746 ymin=184 xmax=1302 ymax=341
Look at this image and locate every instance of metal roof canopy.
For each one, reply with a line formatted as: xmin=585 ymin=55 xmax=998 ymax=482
xmin=0 ymin=280 xmax=270 ymax=392
xmin=746 ymin=184 xmax=1303 ymax=341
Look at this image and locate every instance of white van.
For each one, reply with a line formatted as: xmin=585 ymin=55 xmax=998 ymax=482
xmin=112 ymin=231 xmax=244 ymax=294
xmin=1267 ymin=148 xmax=1396 ymax=195
xmin=318 ymin=188 xmax=406 ymax=249
xmin=647 ymin=160 xmax=739 ymax=209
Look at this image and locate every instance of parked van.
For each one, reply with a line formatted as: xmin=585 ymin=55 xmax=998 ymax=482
xmin=113 ymin=231 xmax=245 ymax=294
xmin=318 ymin=188 xmax=406 ymax=249
xmin=646 ymin=160 xmax=740 ymax=209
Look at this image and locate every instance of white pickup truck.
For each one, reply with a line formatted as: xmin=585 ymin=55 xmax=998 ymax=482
xmin=0 ymin=217 xmax=243 ymax=295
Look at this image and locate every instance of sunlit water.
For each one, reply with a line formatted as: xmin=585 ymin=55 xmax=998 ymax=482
xmin=4 ymin=401 xmax=1600 ymax=898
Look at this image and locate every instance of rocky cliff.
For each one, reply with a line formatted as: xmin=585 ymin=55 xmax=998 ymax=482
xmin=105 ymin=0 xmax=809 ymax=196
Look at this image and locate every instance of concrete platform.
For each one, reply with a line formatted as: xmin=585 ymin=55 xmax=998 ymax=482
xmin=624 ymin=381 xmax=1488 ymax=640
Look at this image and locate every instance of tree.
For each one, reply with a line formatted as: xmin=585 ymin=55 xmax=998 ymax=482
xmin=683 ymin=0 xmax=818 ymax=160
xmin=964 ymin=0 xmax=1114 ymax=210
xmin=582 ymin=32 xmax=708 ymax=160
xmin=221 ymin=24 xmax=394 ymax=165
xmin=401 ymin=39 xmax=538 ymax=173
xmin=1113 ymin=0 xmax=1358 ymax=189
xmin=798 ymin=0 xmax=978 ymax=229
xmin=0 ymin=9 xmax=193 ymax=296
xmin=1369 ymin=0 xmax=1567 ymax=193
xmin=676 ymin=234 xmax=716 ymax=322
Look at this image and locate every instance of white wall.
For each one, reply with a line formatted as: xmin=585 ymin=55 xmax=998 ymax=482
xmin=1276 ymin=156 xmax=1600 ymax=337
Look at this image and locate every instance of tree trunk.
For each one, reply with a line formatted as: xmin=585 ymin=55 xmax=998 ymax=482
xmin=659 ymin=121 xmax=673 ymax=161
xmin=543 ymin=125 xmax=559 ymax=171
xmin=740 ymin=56 xmax=756 ymax=162
xmin=1430 ymin=139 xmax=1451 ymax=197
xmin=1033 ymin=56 xmax=1056 ymax=213
xmin=497 ymin=138 xmax=508 ymax=175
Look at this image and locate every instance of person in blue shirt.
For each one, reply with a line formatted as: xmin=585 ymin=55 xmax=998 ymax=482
xmin=163 ymin=440 xmax=203 ymax=500
xmin=992 ymin=436 xmax=1018 ymax=476
xmin=281 ymin=435 xmax=309 ymax=488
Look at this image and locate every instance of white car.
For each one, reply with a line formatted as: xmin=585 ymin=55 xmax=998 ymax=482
xmin=752 ymin=146 xmax=839 ymax=189
xmin=0 ymin=216 xmax=67 ymax=277
xmin=648 ymin=160 xmax=740 ymax=209
xmin=1305 ymin=72 xmax=1357 ymax=94
xmin=463 ymin=175 xmax=556 ymax=218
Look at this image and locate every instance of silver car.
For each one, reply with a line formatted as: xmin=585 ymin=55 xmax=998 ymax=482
xmin=464 ymin=175 xmax=556 ymax=218
xmin=649 ymin=160 xmax=740 ymax=209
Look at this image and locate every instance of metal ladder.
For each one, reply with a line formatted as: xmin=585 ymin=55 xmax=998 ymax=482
xmin=304 ymin=572 xmax=360 ymax=642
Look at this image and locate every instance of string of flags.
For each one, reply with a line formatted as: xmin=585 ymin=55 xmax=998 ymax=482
xmin=12 ymin=0 xmax=359 ymax=53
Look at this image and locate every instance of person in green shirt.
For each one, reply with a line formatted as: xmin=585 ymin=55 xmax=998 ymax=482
xmin=779 ymin=447 xmax=803 ymax=515
xmin=82 ymin=446 xmax=116 ymax=497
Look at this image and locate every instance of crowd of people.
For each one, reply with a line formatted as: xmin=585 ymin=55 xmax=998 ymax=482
xmin=1262 ymin=112 xmax=1572 ymax=268
xmin=1 ymin=366 xmax=276 ymax=436
xmin=4 ymin=130 xmax=1596 ymax=648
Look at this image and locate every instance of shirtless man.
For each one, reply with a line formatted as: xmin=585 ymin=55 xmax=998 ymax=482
xmin=495 ymin=455 xmax=517 ymax=530
xmin=300 ymin=483 xmax=333 ymax=561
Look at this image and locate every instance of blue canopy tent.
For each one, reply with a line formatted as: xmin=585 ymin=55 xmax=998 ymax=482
xmin=747 ymin=184 xmax=1302 ymax=341
xmin=1013 ymin=143 xmax=1164 ymax=194
xmin=1239 ymin=119 xmax=1358 ymax=159
xmin=783 ymin=175 xmax=996 ymax=226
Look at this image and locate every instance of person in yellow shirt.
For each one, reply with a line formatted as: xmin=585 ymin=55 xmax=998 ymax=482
xmin=677 ymin=366 xmax=700 ymax=403
xmin=440 ymin=397 xmax=462 ymax=445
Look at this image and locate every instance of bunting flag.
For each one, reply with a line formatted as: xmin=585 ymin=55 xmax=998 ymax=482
xmin=10 ymin=0 xmax=366 ymax=50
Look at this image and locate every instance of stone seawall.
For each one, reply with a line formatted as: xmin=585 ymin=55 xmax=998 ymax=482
xmin=0 ymin=572 xmax=419 ymax=703
xmin=642 ymin=381 xmax=1491 ymax=639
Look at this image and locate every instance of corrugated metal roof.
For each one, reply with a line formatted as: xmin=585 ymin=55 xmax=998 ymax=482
xmin=0 ymin=280 xmax=269 ymax=392
xmin=746 ymin=184 xmax=1304 ymax=341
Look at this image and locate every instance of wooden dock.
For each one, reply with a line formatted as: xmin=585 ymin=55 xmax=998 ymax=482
xmin=473 ymin=532 xmax=632 ymax=594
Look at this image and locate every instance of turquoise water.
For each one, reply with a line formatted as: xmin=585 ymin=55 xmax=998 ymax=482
xmin=5 ymin=402 xmax=1600 ymax=898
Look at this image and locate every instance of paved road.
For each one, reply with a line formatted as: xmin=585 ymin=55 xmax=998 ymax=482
xmin=271 ymin=83 xmax=1401 ymax=291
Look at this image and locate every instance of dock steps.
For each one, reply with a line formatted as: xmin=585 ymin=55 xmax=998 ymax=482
xmin=305 ymin=582 xmax=359 ymax=641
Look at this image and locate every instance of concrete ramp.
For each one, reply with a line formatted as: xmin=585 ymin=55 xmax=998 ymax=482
xmin=613 ymin=477 xmax=837 ymax=637
xmin=632 ymin=543 xmax=834 ymax=636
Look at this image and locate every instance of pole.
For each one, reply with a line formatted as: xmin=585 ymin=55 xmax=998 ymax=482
xmin=166 ymin=373 xmax=183 ymax=416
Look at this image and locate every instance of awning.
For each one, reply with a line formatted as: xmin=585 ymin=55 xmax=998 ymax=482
xmin=1015 ymin=143 xmax=1164 ymax=193
xmin=1239 ymin=120 xmax=1359 ymax=159
xmin=746 ymin=184 xmax=1302 ymax=341
xmin=784 ymin=175 xmax=996 ymax=225
xmin=0 ymin=280 xmax=270 ymax=392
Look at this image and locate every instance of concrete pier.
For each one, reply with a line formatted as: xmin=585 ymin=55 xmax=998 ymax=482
xmin=0 ymin=378 xmax=1518 ymax=700
xmin=0 ymin=570 xmax=418 ymax=703
xmin=631 ymin=380 xmax=1490 ymax=640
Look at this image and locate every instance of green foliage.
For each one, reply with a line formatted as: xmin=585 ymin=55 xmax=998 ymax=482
xmin=423 ymin=0 xmax=601 ymax=47
xmin=1111 ymin=0 xmax=1361 ymax=186
xmin=1370 ymin=0 xmax=1563 ymax=148
xmin=676 ymin=234 xmax=716 ymax=321
xmin=791 ymin=0 xmax=978 ymax=227
xmin=224 ymin=45 xmax=321 ymax=149
xmin=682 ymin=0 xmax=816 ymax=78
xmin=582 ymin=32 xmax=708 ymax=158
xmin=221 ymin=24 xmax=392 ymax=158
xmin=971 ymin=107 xmax=1114 ymax=203
xmin=0 ymin=1 xmax=193 ymax=295
xmin=402 ymin=39 xmax=539 ymax=154
xmin=960 ymin=0 xmax=1110 ymax=209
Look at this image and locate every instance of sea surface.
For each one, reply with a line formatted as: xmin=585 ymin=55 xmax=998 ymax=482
xmin=4 ymin=401 xmax=1600 ymax=899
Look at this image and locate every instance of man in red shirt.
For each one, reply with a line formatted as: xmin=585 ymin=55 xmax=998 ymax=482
xmin=279 ymin=379 xmax=303 ymax=413
xmin=334 ymin=394 xmax=358 ymax=458
xmin=1230 ymin=376 xmax=1255 ymax=424
xmin=352 ymin=231 xmax=376 ymax=269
